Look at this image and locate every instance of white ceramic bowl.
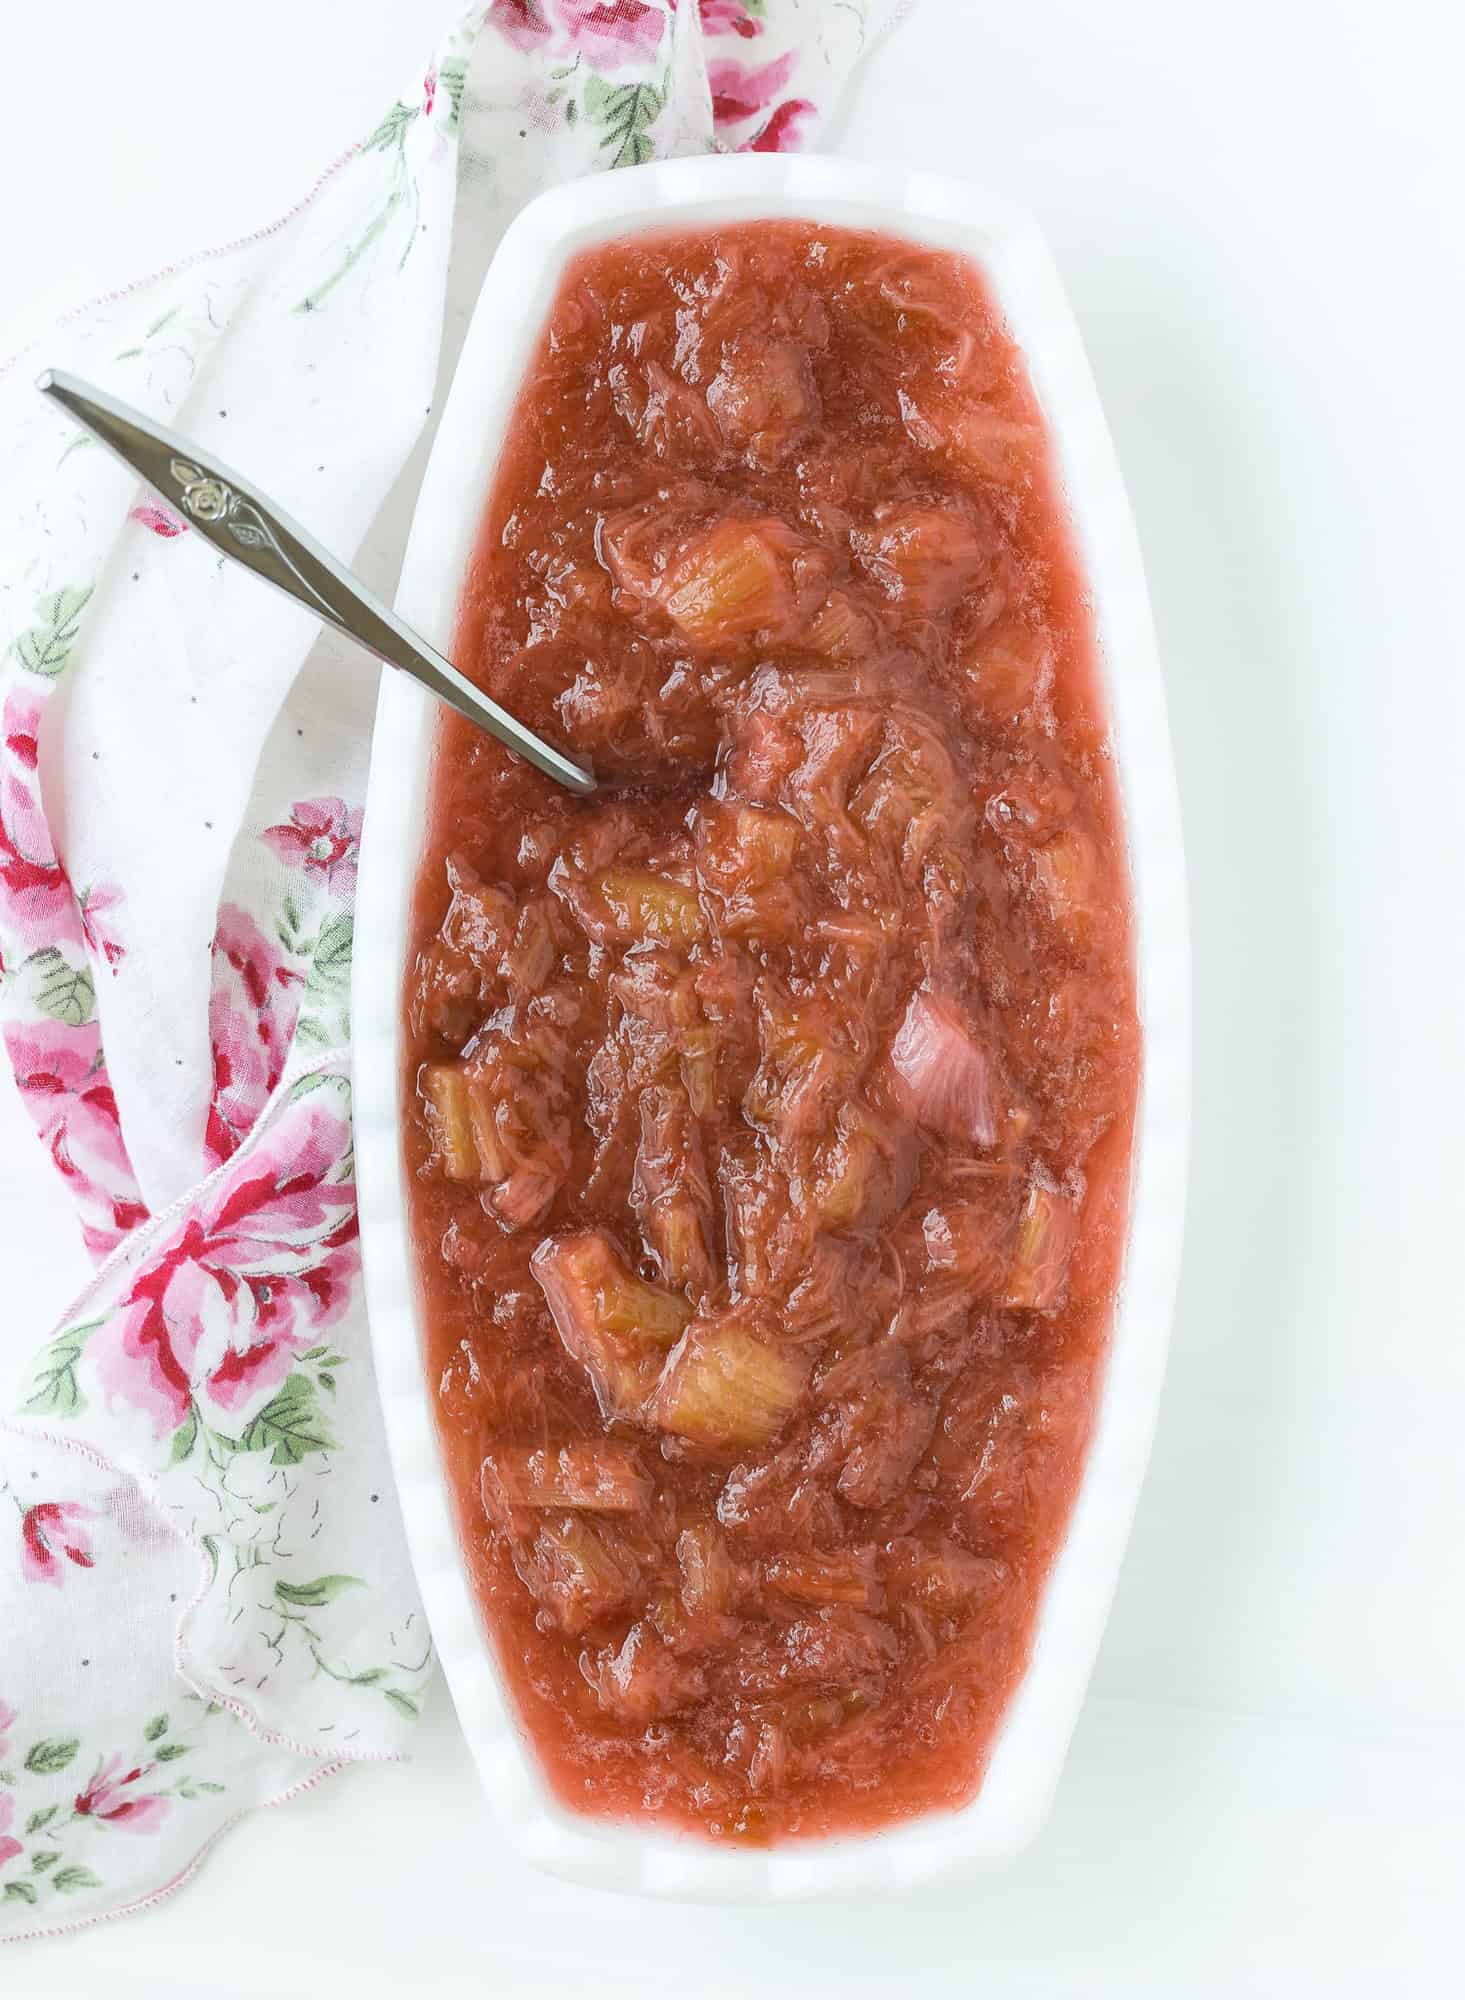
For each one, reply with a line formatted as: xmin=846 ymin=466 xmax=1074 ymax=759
xmin=353 ymin=153 xmax=1190 ymax=1902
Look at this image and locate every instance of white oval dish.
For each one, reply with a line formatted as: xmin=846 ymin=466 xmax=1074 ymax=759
xmin=352 ymin=153 xmax=1190 ymax=1902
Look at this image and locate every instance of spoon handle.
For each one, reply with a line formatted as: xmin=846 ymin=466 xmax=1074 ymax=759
xmin=35 ymin=369 xmax=596 ymax=798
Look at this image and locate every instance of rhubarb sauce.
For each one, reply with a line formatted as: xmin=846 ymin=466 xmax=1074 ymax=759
xmin=402 ymin=223 xmax=1139 ymax=1842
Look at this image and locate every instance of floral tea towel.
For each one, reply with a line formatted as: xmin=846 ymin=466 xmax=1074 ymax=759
xmin=0 ymin=0 xmax=908 ymax=1944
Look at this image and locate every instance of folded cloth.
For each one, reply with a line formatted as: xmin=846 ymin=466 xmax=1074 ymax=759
xmin=0 ymin=0 xmax=907 ymax=1941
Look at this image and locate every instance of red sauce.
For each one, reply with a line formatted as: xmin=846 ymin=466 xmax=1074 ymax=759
xmin=404 ymin=223 xmax=1139 ymax=1843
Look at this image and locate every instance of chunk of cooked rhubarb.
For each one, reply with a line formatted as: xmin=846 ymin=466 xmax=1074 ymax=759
xmin=898 ymin=388 xmax=1038 ymax=481
xmin=968 ymin=618 xmax=1054 ymax=724
xmin=464 ymin=1039 xmax=571 ymax=1232
xmin=819 ymin=1343 xmax=937 ymax=1510
xmin=441 ymin=854 xmax=517 ymax=965
xmin=730 ymin=1606 xmax=900 ymax=1697
xmin=718 ymin=1145 xmax=814 ymax=1301
xmin=503 ymin=898 xmax=560 ymax=992
xmin=420 ymin=1062 xmax=477 ymax=1182
xmin=635 ymin=358 xmax=721 ymax=457
xmin=1030 ymin=828 xmax=1099 ymax=932
xmin=438 ymin=1337 xmax=491 ymax=1426
xmin=652 ymin=1307 xmax=811 ymax=1451
xmin=675 ymin=1519 xmax=740 ymax=1617
xmin=480 ymin=1442 xmax=651 ymax=1522
xmin=807 ymin=589 xmax=878 ymax=662
xmin=851 ymin=709 xmax=964 ymax=878
xmin=885 ymin=1535 xmax=1008 ymax=1611
xmin=410 ymin=941 xmax=484 ymax=1047
xmin=509 ymin=1514 xmax=641 ymax=1636
xmin=694 ymin=800 xmax=799 ymax=944
xmin=1003 ymin=1179 xmax=1080 ymax=1311
xmin=764 ymin=1548 xmax=882 ymax=1611
xmin=743 ymin=982 xmax=859 ymax=1153
xmin=888 ymin=991 xmax=998 ymax=1147
xmin=581 ymin=1620 xmax=708 ymax=1723
xmin=851 ymin=503 xmax=986 ymax=619
xmin=531 ymin=1229 xmax=691 ymax=1422
xmin=812 ymin=1105 xmax=891 ymax=1229
xmin=706 ymin=336 xmax=819 ymax=455
xmin=919 ymin=1171 xmax=1024 ymax=1296
xmin=597 ymin=868 xmax=704 ymax=945
xmin=743 ymin=1718 xmax=789 ymax=1795
xmin=631 ymin=1084 xmax=715 ymax=1299
xmin=663 ymin=520 xmax=794 ymax=643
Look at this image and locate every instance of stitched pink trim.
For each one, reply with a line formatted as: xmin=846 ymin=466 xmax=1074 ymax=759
xmin=0 ymin=139 xmax=365 ymax=381
xmin=0 ymin=1753 xmax=397 ymax=1948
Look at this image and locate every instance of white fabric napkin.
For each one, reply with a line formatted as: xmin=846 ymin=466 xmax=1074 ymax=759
xmin=0 ymin=0 xmax=906 ymax=1942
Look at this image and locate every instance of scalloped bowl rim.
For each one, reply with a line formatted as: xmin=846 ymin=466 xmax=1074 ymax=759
xmin=352 ymin=152 xmax=1190 ymax=1903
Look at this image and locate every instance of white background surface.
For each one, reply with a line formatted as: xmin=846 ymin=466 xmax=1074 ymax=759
xmin=2 ymin=1 xmax=1462 ymax=1992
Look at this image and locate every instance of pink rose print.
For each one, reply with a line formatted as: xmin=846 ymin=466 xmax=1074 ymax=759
xmin=5 ymin=1019 xmax=146 ymax=1257
xmin=423 ymin=66 xmax=438 ymax=116
xmin=708 ymin=49 xmax=796 ymax=127
xmin=743 ymin=98 xmax=814 ymax=153
xmin=486 ymin=0 xmax=553 ymax=52
xmin=78 ymin=880 xmax=126 ymax=969
xmin=558 ymin=1 xmax=666 ymax=67
xmin=0 ymin=1696 xmax=15 ymax=1762
xmin=92 ymin=1091 xmax=357 ymax=1440
xmin=74 ymin=1754 xmax=169 ymax=1834
xmin=1 ymin=685 xmax=75 ymax=946
xmin=261 ymin=796 xmax=363 ymax=898
xmin=700 ymin=0 xmax=761 ymax=37
xmin=0 ymin=1794 xmax=22 ymax=1872
xmin=128 ymin=502 xmax=188 ymax=538
xmin=20 ymin=1501 xmax=98 ymax=1585
xmin=206 ymin=904 xmax=303 ymax=1165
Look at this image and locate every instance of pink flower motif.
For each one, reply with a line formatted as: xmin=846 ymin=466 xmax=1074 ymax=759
xmin=261 ymin=796 xmax=363 ymax=898
xmin=1 ymin=686 xmax=76 ymax=948
xmin=742 ymin=98 xmax=815 ymax=153
xmin=79 ymin=880 xmax=126 ymax=969
xmin=0 ymin=1697 xmax=15 ymax=1763
xmin=92 ymin=1090 xmax=358 ymax=1439
xmin=4 ymin=1020 xmax=146 ymax=1257
xmin=556 ymin=0 xmax=666 ymax=68
xmin=128 ymin=502 xmax=188 ymax=538
xmin=74 ymin=1754 xmax=169 ymax=1834
xmin=708 ymin=49 xmax=796 ymax=126
xmin=423 ymin=66 xmax=438 ymax=116
xmin=206 ymin=904 xmax=303 ymax=1165
xmin=0 ymin=1793 xmax=22 ymax=1872
xmin=486 ymin=0 xmax=553 ymax=51
xmin=700 ymin=0 xmax=761 ymax=36
xmin=20 ymin=1501 xmax=98 ymax=1586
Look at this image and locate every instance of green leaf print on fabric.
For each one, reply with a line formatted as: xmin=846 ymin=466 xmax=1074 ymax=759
xmin=275 ymin=1574 xmax=364 ymax=1609
xmin=584 ymin=75 xmax=666 ymax=168
xmin=23 ymin=1739 xmax=79 ymax=1777
xmin=236 ymin=1371 xmax=336 ymax=1466
xmin=25 ymin=948 xmax=97 ymax=1029
xmin=307 ymin=913 xmax=353 ymax=997
xmin=439 ymin=55 xmax=469 ymax=128
xmin=9 ymin=586 xmax=92 ymax=680
xmin=52 ymin=1866 xmax=101 ymax=1894
xmin=297 ymin=89 xmax=429 ymax=313
xmin=167 ymin=1405 xmax=199 ymax=1464
xmin=23 ymin=1322 xmax=99 ymax=1419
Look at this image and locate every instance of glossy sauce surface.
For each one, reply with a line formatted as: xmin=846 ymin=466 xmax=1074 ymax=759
xmin=404 ymin=223 xmax=1139 ymax=1842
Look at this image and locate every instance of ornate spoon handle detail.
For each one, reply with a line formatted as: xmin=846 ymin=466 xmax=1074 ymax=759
xmin=34 ymin=369 xmax=596 ymax=798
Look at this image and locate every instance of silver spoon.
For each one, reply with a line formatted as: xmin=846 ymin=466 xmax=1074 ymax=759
xmin=35 ymin=369 xmax=596 ymax=797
